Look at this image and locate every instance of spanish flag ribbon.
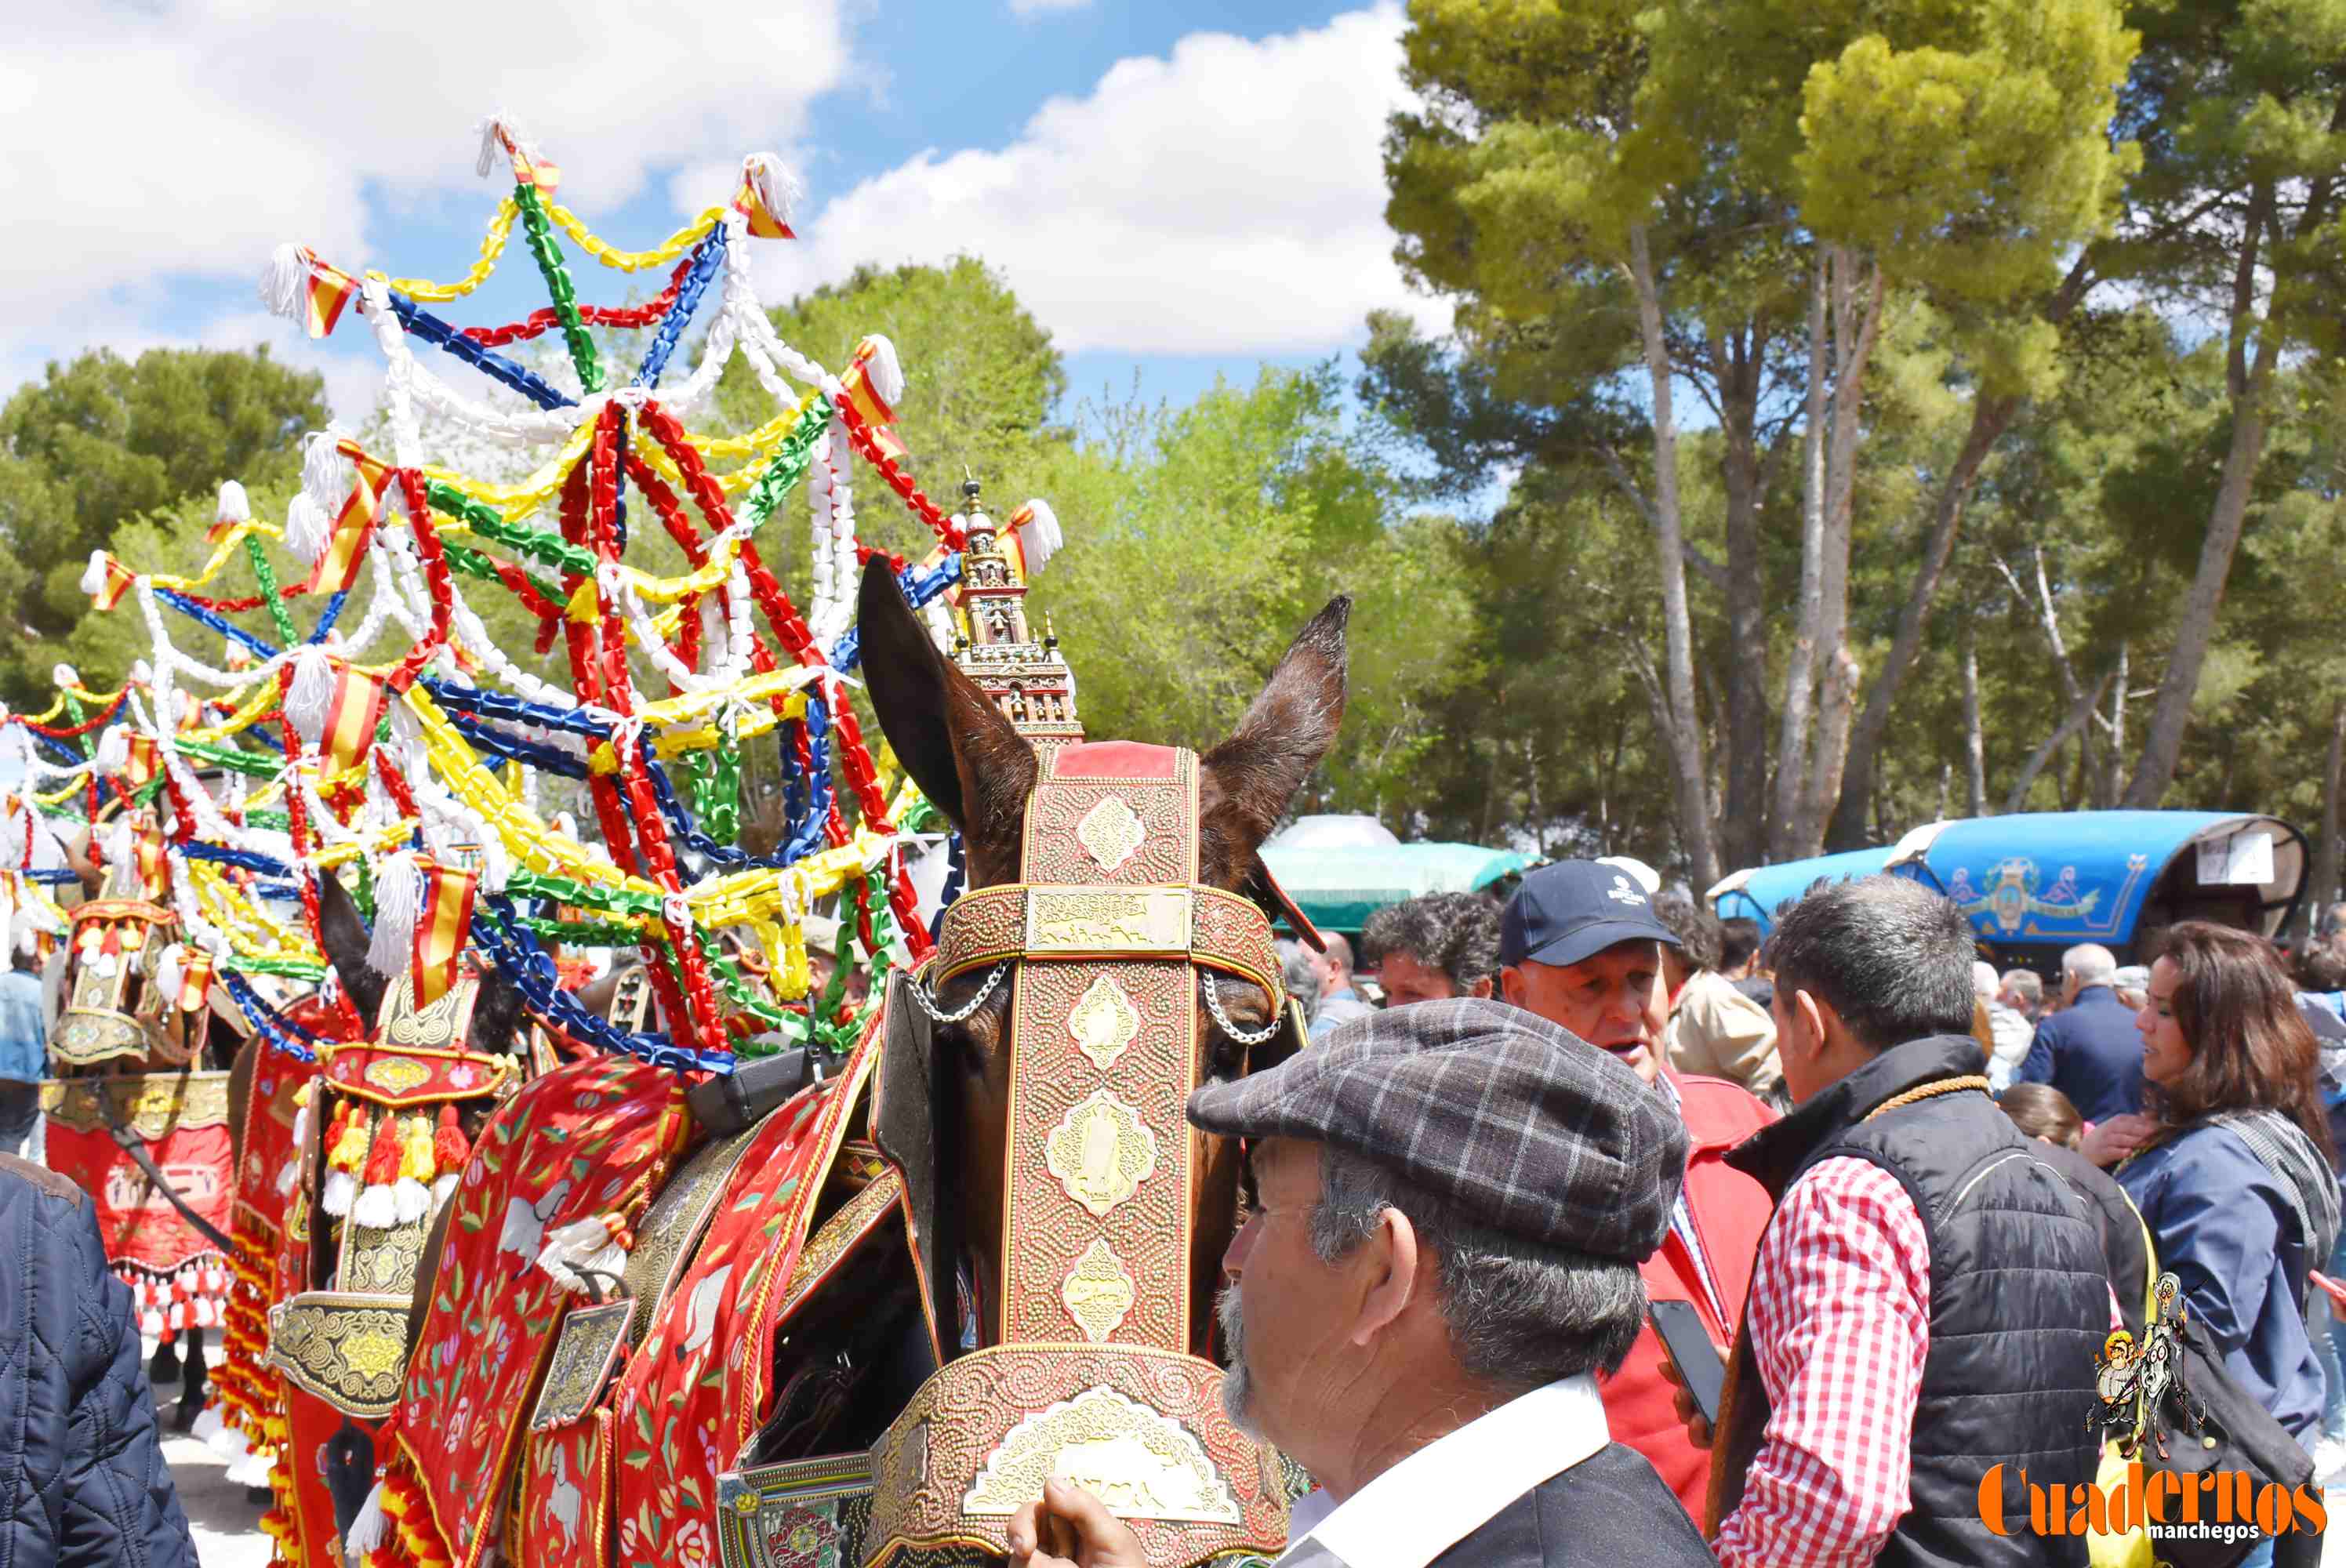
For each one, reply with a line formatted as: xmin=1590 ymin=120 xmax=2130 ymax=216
xmin=176 ymin=947 xmax=214 ymax=1014
xmin=411 ymin=860 xmax=478 ymax=1009
xmin=735 ymin=177 xmax=794 ymax=240
xmin=82 ymin=553 xmax=139 ymax=611
xmin=303 ymin=253 xmax=360 ymax=339
xmin=318 ymin=665 xmax=387 ymax=786
xmin=132 ymin=810 xmax=168 ymax=899
xmin=307 ymin=464 xmax=383 ymax=596
xmin=124 ymin=735 xmax=160 ymax=793
xmin=839 ymin=336 xmax=898 ymax=428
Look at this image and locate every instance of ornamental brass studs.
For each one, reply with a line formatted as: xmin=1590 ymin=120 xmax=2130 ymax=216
xmin=1061 ymin=1237 xmax=1138 ymax=1343
xmin=1068 ymin=975 xmax=1142 ymax=1072
xmin=1075 ymin=795 xmax=1146 ymax=873
xmin=1045 ymin=1090 xmax=1159 ymax=1218
xmin=962 ymin=1385 xmax=1243 ymax=1523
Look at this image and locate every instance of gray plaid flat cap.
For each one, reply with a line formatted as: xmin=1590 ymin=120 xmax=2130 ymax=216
xmin=1188 ymin=996 xmax=1689 ymax=1262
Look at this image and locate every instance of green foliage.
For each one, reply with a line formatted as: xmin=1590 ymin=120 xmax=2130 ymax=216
xmin=0 ymin=346 xmax=324 ymax=703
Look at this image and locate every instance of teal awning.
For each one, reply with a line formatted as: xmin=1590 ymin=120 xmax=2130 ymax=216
xmin=1259 ymin=842 xmax=1537 ymax=935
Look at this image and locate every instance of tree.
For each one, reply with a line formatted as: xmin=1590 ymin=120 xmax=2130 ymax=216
xmin=0 ymin=347 xmax=325 ymax=702
xmin=1382 ymin=0 xmax=2137 ymax=880
xmin=2102 ymin=0 xmax=2346 ymax=806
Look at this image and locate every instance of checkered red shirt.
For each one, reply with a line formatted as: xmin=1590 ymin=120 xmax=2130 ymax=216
xmin=1711 ymin=1156 xmax=1930 ymax=1568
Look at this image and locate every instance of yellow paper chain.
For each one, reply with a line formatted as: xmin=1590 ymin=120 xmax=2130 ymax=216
xmin=543 ymin=204 xmax=725 ymax=273
xmin=379 ymin=201 xmax=519 ymax=303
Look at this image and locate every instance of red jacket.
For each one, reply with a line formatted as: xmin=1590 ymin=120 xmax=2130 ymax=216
xmin=1599 ymin=1067 xmax=1778 ymax=1521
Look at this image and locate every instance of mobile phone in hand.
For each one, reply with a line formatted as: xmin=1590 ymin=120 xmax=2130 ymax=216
xmin=1648 ymin=1299 xmax=1726 ymax=1427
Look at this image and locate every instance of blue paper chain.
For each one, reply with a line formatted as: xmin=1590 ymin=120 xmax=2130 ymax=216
xmin=635 ymin=229 xmax=727 ymax=390
xmin=832 ymin=554 xmax=962 ymax=673
xmin=474 ymin=895 xmax=732 ymax=1073
xmin=158 ymin=591 xmax=278 ymax=662
xmin=220 ymin=970 xmax=320 ymax=1064
xmin=385 ymin=294 xmax=575 ymax=411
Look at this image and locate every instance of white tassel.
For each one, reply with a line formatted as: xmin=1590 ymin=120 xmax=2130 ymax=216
xmin=79 ymin=551 xmax=110 ymax=598
xmin=191 ymin=1403 xmax=224 ymax=1444
xmin=206 ymin=1419 xmax=249 ymax=1465
xmin=259 ymin=243 xmax=308 ymax=321
xmin=95 ymin=726 xmax=129 ymax=777
xmin=284 ymin=493 xmax=330 ymax=565
xmin=365 ymin=853 xmax=421 ymax=979
xmin=475 ymin=112 xmax=519 ymax=179
xmin=216 ymin=481 xmax=251 ymax=526
xmin=535 ymin=1214 xmax=629 ymax=1295
xmin=285 ymin=645 xmax=336 ymax=745
xmin=301 ymin=423 xmax=352 ymax=515
xmin=130 ymin=660 xmax=151 ymax=686
xmin=321 ymin=1170 xmax=355 ymax=1218
xmin=1012 ymin=498 xmax=1064 ymax=576
xmin=742 ymin=152 xmax=801 ymax=229
xmin=51 ymin=663 xmax=78 ymax=691
xmin=351 ymin=1181 xmax=397 ymax=1230
xmin=857 ymin=333 xmax=904 ymax=408
xmin=227 ymin=1446 xmax=274 ymax=1489
xmin=392 ymin=1176 xmax=430 ymax=1226
xmin=153 ymin=944 xmax=184 ymax=1009
xmin=349 ymin=1482 xmax=389 ymax=1557
xmin=432 ymin=1171 xmax=459 ymax=1207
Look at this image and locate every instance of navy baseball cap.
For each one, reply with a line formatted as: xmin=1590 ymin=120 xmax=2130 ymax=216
xmin=1499 ymin=860 xmax=1683 ymax=969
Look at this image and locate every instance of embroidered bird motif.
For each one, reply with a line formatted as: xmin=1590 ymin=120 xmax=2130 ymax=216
xmin=548 ymin=1444 xmax=581 ymax=1547
xmin=676 ymin=1262 xmax=732 ymax=1366
xmin=499 ymin=1178 xmax=572 ymax=1267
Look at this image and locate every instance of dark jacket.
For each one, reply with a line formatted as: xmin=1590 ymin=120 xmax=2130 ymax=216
xmin=0 ymin=1154 xmax=196 ymax=1568
xmin=1717 ymin=1036 xmax=2108 ymax=1567
xmin=2032 ymin=1138 xmax=2154 ymax=1337
xmin=2115 ymin=1122 xmax=2329 ymax=1437
xmin=1425 ymin=1443 xmax=1718 ymax=1568
xmin=2015 ymin=985 xmax=2143 ymax=1124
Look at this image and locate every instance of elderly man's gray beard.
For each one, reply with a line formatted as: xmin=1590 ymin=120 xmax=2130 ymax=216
xmin=1215 ymin=1283 xmax=1264 ymax=1439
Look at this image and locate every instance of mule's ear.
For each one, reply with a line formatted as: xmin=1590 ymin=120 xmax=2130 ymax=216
xmin=856 ymin=557 xmax=1035 ymax=873
xmin=468 ymin=964 xmax=526 ymax=1056
xmin=314 ymin=870 xmax=387 ymax=1027
xmin=1201 ymin=597 xmax=1350 ymax=873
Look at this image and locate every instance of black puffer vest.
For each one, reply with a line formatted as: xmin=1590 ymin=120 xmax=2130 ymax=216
xmin=1711 ymin=1036 xmax=2108 ymax=1567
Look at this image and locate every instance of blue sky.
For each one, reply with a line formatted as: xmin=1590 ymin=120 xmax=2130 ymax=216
xmin=5 ymin=1 xmax=1444 ymax=428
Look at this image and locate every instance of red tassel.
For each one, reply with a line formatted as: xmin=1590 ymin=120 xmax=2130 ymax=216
xmin=322 ymin=1099 xmax=352 ymax=1165
xmin=363 ymin=1110 xmax=401 ymax=1188
xmin=431 ymin=1104 xmax=468 ymax=1172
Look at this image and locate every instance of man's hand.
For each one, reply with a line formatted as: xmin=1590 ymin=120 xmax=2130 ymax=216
xmin=2080 ymin=1112 xmax=2157 ymax=1169
xmin=1656 ymin=1350 xmax=1716 ymax=1450
xmin=1007 ymin=1478 xmax=1151 ymax=1568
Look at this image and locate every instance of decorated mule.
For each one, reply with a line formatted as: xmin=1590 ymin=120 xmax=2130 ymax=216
xmin=361 ymin=539 xmax=1345 ymax=1568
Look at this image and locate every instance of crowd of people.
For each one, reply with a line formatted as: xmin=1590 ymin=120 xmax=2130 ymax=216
xmin=1015 ymin=861 xmax=2346 ymax=1568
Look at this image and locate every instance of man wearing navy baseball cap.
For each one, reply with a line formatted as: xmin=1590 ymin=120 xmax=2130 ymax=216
xmin=1498 ymin=859 xmax=1778 ymax=1523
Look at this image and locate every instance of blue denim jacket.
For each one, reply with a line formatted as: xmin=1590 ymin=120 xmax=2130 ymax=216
xmin=2116 ymin=1121 xmax=2332 ymax=1436
xmin=0 ymin=971 xmax=43 ymax=1085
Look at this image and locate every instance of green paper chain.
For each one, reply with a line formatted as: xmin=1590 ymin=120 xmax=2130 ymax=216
xmin=514 ymin=185 xmax=604 ymax=395
xmin=244 ymin=536 xmax=299 ymax=648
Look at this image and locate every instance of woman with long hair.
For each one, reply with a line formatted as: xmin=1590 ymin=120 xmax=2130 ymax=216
xmin=2115 ymin=920 xmax=2341 ymax=1445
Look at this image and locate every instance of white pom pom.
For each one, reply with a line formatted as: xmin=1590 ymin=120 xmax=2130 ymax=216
xmin=349 ymin=1482 xmax=390 ymax=1557
xmin=130 ymin=660 xmax=151 ymax=685
xmin=51 ymin=664 xmax=78 ymax=691
xmin=1012 ymin=498 xmax=1063 ymax=576
xmin=743 ymin=152 xmax=801 ymax=228
xmin=475 ymin=112 xmax=518 ymax=180
xmin=94 ymin=725 xmax=129 ymax=776
xmin=79 ymin=551 xmax=109 ymax=597
xmin=392 ymin=1176 xmax=430 ymax=1226
xmin=285 ymin=645 xmax=336 ymax=746
xmin=859 ymin=334 xmax=904 ymax=408
xmin=259 ymin=243 xmax=308 ymax=321
xmin=432 ymin=1171 xmax=459 ymax=1207
xmin=351 ymin=1182 xmax=397 ymax=1230
xmin=226 ymin=1447 xmax=274 ymax=1489
xmin=366 ymin=853 xmax=421 ymax=979
xmin=190 ymin=1403 xmax=224 ymax=1445
xmin=152 ymin=944 xmax=184 ymax=1011
xmin=216 ymin=481 xmax=251 ymax=525
xmin=321 ymin=1170 xmax=354 ymax=1218
xmin=283 ymin=493 xmax=330 ymax=566
xmin=301 ymin=423 xmax=352 ymax=515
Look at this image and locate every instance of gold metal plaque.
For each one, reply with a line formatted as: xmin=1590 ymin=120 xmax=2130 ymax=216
xmin=1075 ymin=795 xmax=1147 ymax=873
xmin=1061 ymin=1238 xmax=1138 ymax=1344
xmin=1067 ymin=974 xmax=1142 ymax=1072
xmin=267 ymin=1294 xmax=414 ymax=1417
xmin=363 ymin=1055 xmax=433 ymax=1094
xmin=1044 ymin=1089 xmax=1159 ymax=1219
xmin=530 ymin=1300 xmax=633 ymax=1432
xmin=962 ymin=1385 xmax=1242 ymax=1523
xmin=1024 ymin=887 xmax=1191 ymax=956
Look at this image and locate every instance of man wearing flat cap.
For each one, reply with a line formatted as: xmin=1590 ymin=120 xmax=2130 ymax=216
xmin=1008 ymin=998 xmax=1718 ymax=1568
xmin=1495 ymin=860 xmax=1774 ymax=1521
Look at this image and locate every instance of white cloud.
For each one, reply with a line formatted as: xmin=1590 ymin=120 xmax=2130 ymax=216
xmin=752 ymin=3 xmax=1446 ymax=357
xmin=2 ymin=1 xmax=855 ymax=335
xmin=1008 ymin=0 xmax=1094 ymax=15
